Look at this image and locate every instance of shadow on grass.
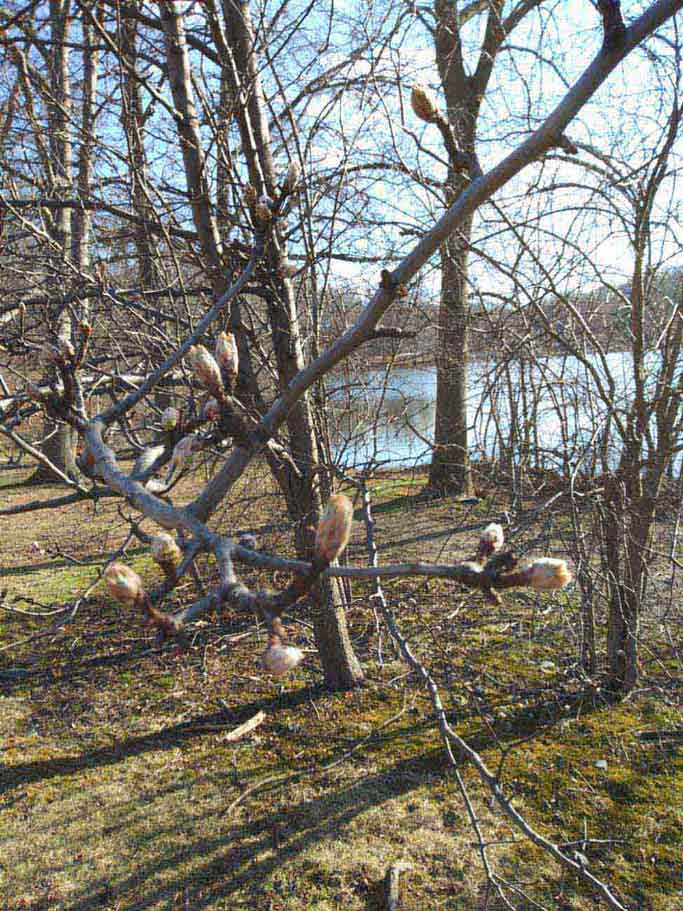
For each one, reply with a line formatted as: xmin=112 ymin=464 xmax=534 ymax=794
xmin=0 ymin=684 xmax=327 ymax=796
xmin=60 ymin=747 xmax=446 ymax=911
xmin=2 ymin=671 xmax=609 ymax=910
xmin=2 ymin=673 xmax=603 ymax=795
xmin=0 ymin=547 xmax=147 ymax=579
xmin=56 ymin=691 xmax=608 ymax=911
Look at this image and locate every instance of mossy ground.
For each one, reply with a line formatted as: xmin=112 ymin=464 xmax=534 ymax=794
xmin=1 ymin=463 xmax=682 ymax=910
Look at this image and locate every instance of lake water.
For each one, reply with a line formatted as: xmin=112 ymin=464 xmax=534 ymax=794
xmin=328 ymin=351 xmax=663 ymax=474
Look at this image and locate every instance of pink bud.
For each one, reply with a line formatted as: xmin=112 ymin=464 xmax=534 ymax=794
xmin=282 ymin=160 xmax=301 ymax=192
xmin=150 ymin=532 xmax=182 ymax=568
xmin=58 ymin=337 xmax=75 ymax=360
xmin=262 ymin=641 xmax=304 ymax=677
xmin=411 ymin=83 xmax=439 ymax=124
xmin=187 ymin=345 xmax=223 ymax=395
xmin=215 ymin=332 xmax=238 ymax=380
xmin=527 ymin=558 xmax=572 ymax=591
xmin=171 ymin=434 xmax=196 ymax=471
xmin=482 ymin=523 xmax=504 ymax=550
xmin=202 ymin=398 xmax=220 ymax=421
xmin=314 ymin=494 xmax=353 ymax=563
xmin=254 ymin=202 xmax=272 ymax=222
xmin=104 ymin=562 xmax=144 ymax=604
xmin=277 ymin=260 xmax=298 ymax=279
xmin=478 ymin=522 xmax=505 ymax=560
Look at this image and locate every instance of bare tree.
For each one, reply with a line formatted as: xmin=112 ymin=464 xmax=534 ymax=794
xmin=1 ymin=3 xmax=681 ymax=906
xmin=466 ymin=41 xmax=683 ymax=693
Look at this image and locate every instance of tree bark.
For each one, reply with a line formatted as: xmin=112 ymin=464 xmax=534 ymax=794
xmin=30 ymin=0 xmax=79 ymax=483
xmin=428 ymin=3 xmax=482 ymax=496
xmin=119 ymin=11 xmax=159 ymax=292
xmin=31 ymin=422 xmax=80 ymax=484
xmin=429 ymin=204 xmax=474 ymax=495
xmin=71 ymin=11 xmax=98 ymax=274
xmin=160 ymin=0 xmax=363 ymax=688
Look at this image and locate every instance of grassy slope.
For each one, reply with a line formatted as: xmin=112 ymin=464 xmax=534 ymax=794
xmin=1 ymin=466 xmax=682 ymax=910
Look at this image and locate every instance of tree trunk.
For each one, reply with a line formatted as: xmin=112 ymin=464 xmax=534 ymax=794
xmin=71 ymin=11 xmax=97 ymax=274
xmin=30 ymin=0 xmax=77 ymax=485
xmin=607 ymin=583 xmax=639 ymax=694
xmin=428 ymin=5 xmax=479 ymax=498
xmin=30 ymin=422 xmax=80 ymax=483
xmin=603 ymin=461 xmax=656 ymax=695
xmin=428 ymin=205 xmax=474 ymax=496
xmin=160 ymin=0 xmax=363 ymax=689
xmin=313 ymin=577 xmax=363 ymax=689
xmin=120 ymin=12 xmax=159 ymax=293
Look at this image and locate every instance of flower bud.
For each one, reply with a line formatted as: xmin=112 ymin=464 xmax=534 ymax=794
xmin=201 ymin=397 xmax=220 ymax=421
xmin=411 ymin=83 xmax=439 ymax=124
xmin=215 ymin=331 xmax=238 ymax=381
xmin=58 ymin=337 xmax=75 ymax=360
xmin=171 ymin=434 xmax=196 ymax=471
xmin=314 ymin=494 xmax=353 ymax=563
xmin=262 ymin=640 xmax=304 ymax=677
xmin=482 ymin=523 xmax=504 ymax=548
xmin=282 ymin=159 xmax=301 ymax=192
xmin=161 ymin=406 xmax=179 ymax=431
xmin=105 ymin=562 xmax=143 ymax=605
xmin=527 ymin=558 xmax=572 ymax=591
xmin=187 ymin=345 xmax=223 ymax=395
xmin=150 ymin=532 xmax=182 ymax=569
xmin=479 ymin=522 xmax=504 ymax=556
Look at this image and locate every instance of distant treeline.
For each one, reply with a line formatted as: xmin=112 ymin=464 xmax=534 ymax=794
xmin=321 ymin=267 xmax=683 ymax=364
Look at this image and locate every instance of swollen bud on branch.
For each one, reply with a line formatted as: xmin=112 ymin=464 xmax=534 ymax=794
xmin=161 ymin=406 xmax=179 ymax=431
xmin=187 ymin=345 xmax=224 ymax=396
xmin=150 ymin=532 xmax=182 ymax=571
xmin=526 ymin=558 xmax=572 ymax=591
xmin=282 ymin=159 xmax=301 ymax=192
xmin=478 ymin=522 xmax=505 ymax=560
xmin=58 ymin=337 xmax=75 ymax=361
xmin=411 ymin=83 xmax=439 ymax=124
xmin=171 ymin=434 xmax=197 ymax=472
xmin=262 ymin=638 xmax=304 ymax=677
xmin=481 ymin=523 xmax=504 ymax=551
xmin=215 ymin=331 xmax=238 ymax=382
xmin=277 ymin=260 xmax=298 ymax=279
xmin=314 ymin=494 xmax=353 ymax=563
xmin=201 ymin=398 xmax=220 ymax=421
xmin=104 ymin=562 xmax=144 ymax=605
